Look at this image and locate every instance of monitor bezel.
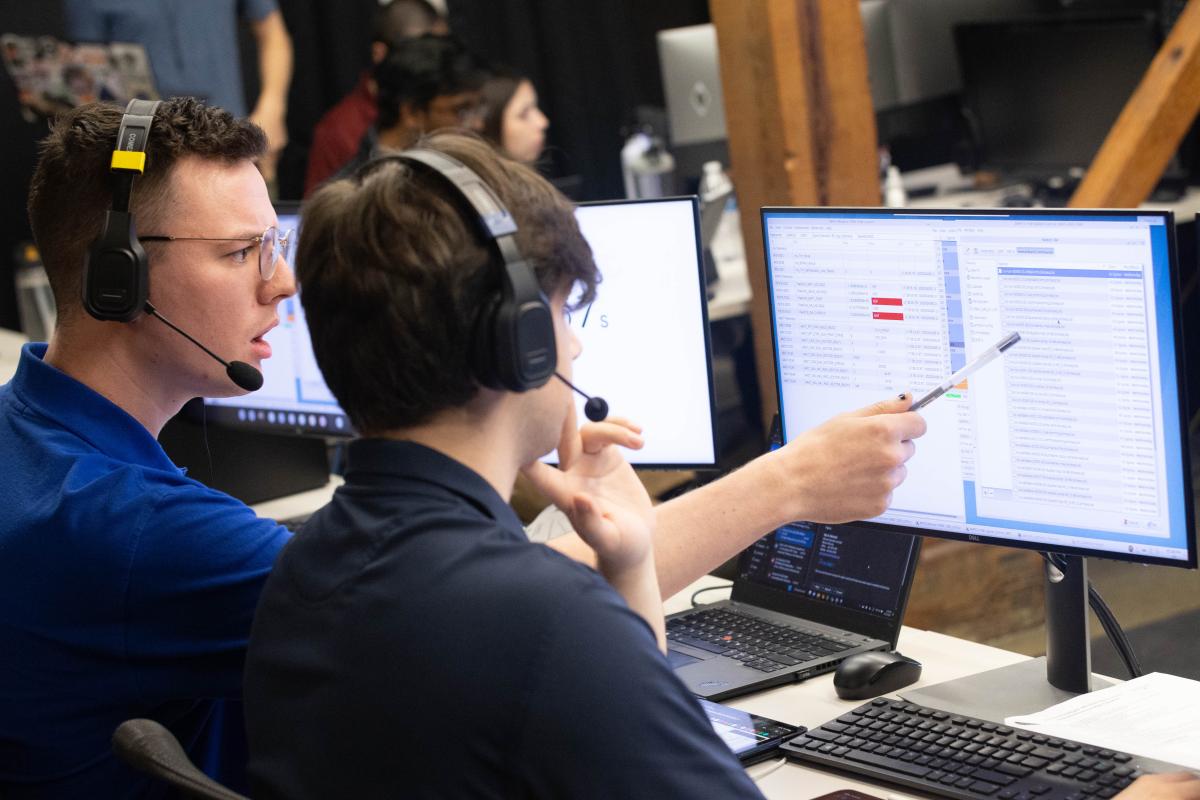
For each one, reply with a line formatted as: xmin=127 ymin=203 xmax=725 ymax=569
xmin=760 ymin=205 xmax=1197 ymax=569
xmin=573 ymin=195 xmax=721 ymax=470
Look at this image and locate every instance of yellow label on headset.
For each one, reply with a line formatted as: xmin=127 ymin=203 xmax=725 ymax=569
xmin=110 ymin=150 xmax=147 ymax=173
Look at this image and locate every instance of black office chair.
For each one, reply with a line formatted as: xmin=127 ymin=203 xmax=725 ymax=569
xmin=112 ymin=719 xmax=249 ymax=800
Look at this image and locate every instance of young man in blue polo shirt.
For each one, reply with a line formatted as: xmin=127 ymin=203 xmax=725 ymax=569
xmin=0 ymin=98 xmax=296 ymax=798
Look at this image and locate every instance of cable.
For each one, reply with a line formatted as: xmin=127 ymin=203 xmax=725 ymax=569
xmin=690 ymin=583 xmax=733 ymax=608
xmin=746 ymin=756 xmax=787 ymax=783
xmin=1040 ymin=553 xmax=1143 ymax=679
xmin=1089 ymin=581 xmax=1143 ymax=678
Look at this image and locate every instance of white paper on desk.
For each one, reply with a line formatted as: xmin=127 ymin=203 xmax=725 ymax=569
xmin=1005 ymin=673 xmax=1200 ymax=770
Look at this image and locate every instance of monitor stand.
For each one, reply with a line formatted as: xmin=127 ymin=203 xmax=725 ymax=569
xmin=901 ymin=555 xmax=1113 ymax=723
xmin=158 ymin=405 xmax=331 ymax=506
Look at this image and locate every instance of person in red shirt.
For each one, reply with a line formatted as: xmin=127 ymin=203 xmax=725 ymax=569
xmin=303 ymin=0 xmax=447 ymax=196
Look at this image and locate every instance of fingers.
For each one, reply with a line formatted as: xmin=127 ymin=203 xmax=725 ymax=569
xmin=579 ymin=420 xmax=645 ymax=455
xmin=571 ymin=493 xmax=617 ymax=553
xmin=556 ymin=398 xmax=582 ymax=468
xmin=520 ymin=460 xmax=573 ymax=511
xmin=849 ymin=391 xmax=914 ymax=418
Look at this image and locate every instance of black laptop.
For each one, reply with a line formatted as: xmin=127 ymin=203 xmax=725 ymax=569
xmin=667 ymin=425 xmax=922 ymax=701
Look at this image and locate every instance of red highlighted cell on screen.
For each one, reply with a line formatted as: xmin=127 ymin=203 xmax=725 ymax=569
xmin=873 ymin=311 xmax=904 ymax=321
xmin=871 ymin=297 xmax=903 ymax=306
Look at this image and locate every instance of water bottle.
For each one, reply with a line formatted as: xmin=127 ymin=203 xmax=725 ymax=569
xmin=621 ymin=131 xmax=676 ymax=199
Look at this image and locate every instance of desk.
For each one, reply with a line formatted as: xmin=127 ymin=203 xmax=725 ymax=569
xmin=907 ymin=184 xmax=1200 ymax=218
xmin=665 ymin=576 xmax=1031 ymax=798
xmin=250 ymin=477 xmax=341 ymax=521
xmin=0 ymin=327 xmax=27 ymax=382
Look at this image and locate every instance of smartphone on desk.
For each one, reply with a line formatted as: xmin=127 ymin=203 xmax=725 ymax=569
xmin=698 ymin=697 xmax=804 ymax=766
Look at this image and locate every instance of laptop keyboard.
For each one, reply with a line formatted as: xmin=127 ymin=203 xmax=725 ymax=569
xmin=666 ymin=608 xmax=860 ymax=673
xmin=784 ymin=698 xmax=1161 ymax=800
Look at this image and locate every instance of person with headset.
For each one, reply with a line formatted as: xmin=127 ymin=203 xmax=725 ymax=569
xmin=0 ymin=98 xmax=296 ymax=797
xmin=0 ymin=99 xmax=924 ymax=795
xmin=240 ymin=135 xmax=1200 ymax=800
xmin=242 ymin=131 xmax=765 ymax=796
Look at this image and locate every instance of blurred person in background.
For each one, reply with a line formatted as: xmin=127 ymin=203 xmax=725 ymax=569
xmin=481 ymin=67 xmax=550 ymax=165
xmin=303 ymin=0 xmax=448 ymax=196
xmin=330 ymin=34 xmax=488 ymax=181
xmin=65 ymin=0 xmax=293 ymax=186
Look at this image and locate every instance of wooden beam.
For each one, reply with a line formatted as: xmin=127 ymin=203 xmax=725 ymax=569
xmin=710 ymin=0 xmax=880 ymax=426
xmin=1071 ymin=0 xmax=1200 ymax=208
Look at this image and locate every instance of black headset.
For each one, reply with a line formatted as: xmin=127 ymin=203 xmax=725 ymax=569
xmin=363 ymin=148 xmax=558 ymax=393
xmin=83 ymin=98 xmax=162 ymax=323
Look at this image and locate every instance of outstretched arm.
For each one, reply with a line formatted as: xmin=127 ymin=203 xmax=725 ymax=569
xmin=542 ymin=393 xmax=926 ymax=600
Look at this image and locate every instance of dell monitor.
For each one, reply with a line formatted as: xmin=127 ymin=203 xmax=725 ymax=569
xmin=204 ymin=197 xmax=719 ymax=469
xmin=955 ymin=16 xmax=1160 ymax=178
xmin=761 ymin=207 xmax=1195 ymax=717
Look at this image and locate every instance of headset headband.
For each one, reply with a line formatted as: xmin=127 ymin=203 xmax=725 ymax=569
xmin=358 ymin=147 xmax=557 ymax=391
xmin=82 ymin=99 xmax=162 ymax=322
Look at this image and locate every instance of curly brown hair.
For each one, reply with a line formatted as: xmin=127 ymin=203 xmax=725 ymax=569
xmin=27 ymin=98 xmax=265 ymax=324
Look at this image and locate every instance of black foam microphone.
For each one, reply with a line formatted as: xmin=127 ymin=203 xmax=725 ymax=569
xmin=143 ymin=302 xmax=264 ymax=392
xmin=555 ymin=372 xmax=608 ymax=422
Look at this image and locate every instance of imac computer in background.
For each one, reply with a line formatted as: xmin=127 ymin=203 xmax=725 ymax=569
xmin=197 ymin=196 xmax=718 ymax=488
xmin=761 ymin=207 xmax=1195 ymax=719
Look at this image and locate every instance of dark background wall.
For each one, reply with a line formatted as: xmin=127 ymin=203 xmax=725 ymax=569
xmin=267 ymin=0 xmax=712 ymax=202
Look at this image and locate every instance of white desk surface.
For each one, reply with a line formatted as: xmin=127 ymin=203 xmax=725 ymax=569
xmin=251 ymin=477 xmax=342 ymax=520
xmin=665 ymin=575 xmax=1030 ymax=798
xmin=0 ymin=327 xmax=28 ymax=383
xmin=907 ymin=184 xmax=1200 ymax=218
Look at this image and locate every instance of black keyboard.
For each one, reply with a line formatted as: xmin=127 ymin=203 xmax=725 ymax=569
xmin=666 ymin=608 xmax=860 ymax=674
xmin=783 ymin=698 xmax=1165 ymax=800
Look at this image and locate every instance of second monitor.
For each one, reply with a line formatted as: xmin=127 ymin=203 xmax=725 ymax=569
xmin=205 ymin=196 xmax=719 ymax=468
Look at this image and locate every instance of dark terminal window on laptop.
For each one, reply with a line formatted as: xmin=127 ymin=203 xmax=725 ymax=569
xmin=739 ymin=523 xmax=915 ymax=620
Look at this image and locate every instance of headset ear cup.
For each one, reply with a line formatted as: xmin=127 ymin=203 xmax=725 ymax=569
xmin=83 ymin=210 xmax=149 ymax=322
xmin=489 ymin=295 xmax=522 ymax=391
xmin=469 ymin=295 xmax=503 ymax=389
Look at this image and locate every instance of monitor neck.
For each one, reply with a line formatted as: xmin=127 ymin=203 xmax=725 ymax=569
xmin=1045 ymin=554 xmax=1092 ymax=694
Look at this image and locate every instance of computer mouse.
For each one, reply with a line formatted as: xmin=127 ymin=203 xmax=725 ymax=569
xmin=833 ymin=651 xmax=922 ymax=700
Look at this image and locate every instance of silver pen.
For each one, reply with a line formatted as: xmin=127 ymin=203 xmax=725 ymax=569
xmin=909 ymin=332 xmax=1021 ymax=412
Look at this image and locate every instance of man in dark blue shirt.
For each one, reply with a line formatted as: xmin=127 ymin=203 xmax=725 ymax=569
xmin=243 ymin=133 xmax=765 ymax=797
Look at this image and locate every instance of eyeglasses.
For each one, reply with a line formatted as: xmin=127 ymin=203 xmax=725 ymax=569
xmin=140 ymin=226 xmax=292 ymax=281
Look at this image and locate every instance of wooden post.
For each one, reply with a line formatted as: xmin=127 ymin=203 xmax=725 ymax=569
xmin=1071 ymin=0 xmax=1200 ymax=208
xmin=710 ymin=0 xmax=880 ymax=426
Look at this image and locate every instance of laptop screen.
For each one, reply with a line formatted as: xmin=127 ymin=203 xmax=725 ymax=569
xmin=733 ymin=423 xmax=919 ymax=631
xmin=738 ymin=521 xmax=917 ymax=621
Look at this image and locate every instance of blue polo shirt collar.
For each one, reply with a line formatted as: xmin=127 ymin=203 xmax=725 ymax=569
xmin=344 ymin=438 xmax=525 ymax=531
xmin=9 ymin=343 xmax=182 ymax=472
